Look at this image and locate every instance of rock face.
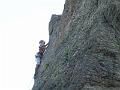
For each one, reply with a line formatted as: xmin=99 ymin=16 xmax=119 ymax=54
xmin=32 ymin=0 xmax=120 ymax=90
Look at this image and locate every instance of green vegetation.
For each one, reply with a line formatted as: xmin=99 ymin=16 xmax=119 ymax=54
xmin=64 ymin=48 xmax=70 ymax=61
xmin=118 ymin=43 xmax=120 ymax=50
xmin=44 ymin=63 xmax=49 ymax=70
xmin=117 ymin=40 xmax=120 ymax=51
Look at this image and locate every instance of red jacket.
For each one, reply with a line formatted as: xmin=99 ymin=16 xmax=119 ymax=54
xmin=39 ymin=45 xmax=46 ymax=54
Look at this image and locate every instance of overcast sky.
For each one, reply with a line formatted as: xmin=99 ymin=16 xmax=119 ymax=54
xmin=0 ymin=0 xmax=65 ymax=90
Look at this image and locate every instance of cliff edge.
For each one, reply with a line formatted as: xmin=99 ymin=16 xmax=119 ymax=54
xmin=32 ymin=0 xmax=120 ymax=90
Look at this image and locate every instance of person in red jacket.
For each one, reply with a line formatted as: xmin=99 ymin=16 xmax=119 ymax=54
xmin=39 ymin=40 xmax=49 ymax=58
xmin=34 ymin=40 xmax=49 ymax=79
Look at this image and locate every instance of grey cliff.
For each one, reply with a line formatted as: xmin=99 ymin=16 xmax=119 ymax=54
xmin=32 ymin=0 xmax=120 ymax=90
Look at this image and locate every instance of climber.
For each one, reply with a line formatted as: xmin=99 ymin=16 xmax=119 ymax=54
xmin=39 ymin=40 xmax=49 ymax=57
xmin=34 ymin=40 xmax=49 ymax=79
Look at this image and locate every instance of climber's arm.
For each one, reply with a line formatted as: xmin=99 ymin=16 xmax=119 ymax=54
xmin=45 ymin=42 xmax=49 ymax=47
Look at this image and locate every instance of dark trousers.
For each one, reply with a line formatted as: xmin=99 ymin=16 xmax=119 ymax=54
xmin=34 ymin=64 xmax=40 ymax=79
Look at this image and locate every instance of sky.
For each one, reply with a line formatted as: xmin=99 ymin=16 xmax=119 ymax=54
xmin=0 ymin=0 xmax=65 ymax=90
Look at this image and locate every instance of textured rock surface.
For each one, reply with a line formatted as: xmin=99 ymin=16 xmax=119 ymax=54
xmin=32 ymin=0 xmax=120 ymax=90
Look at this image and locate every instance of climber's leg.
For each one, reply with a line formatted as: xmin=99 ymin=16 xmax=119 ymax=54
xmin=34 ymin=64 xmax=40 ymax=79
